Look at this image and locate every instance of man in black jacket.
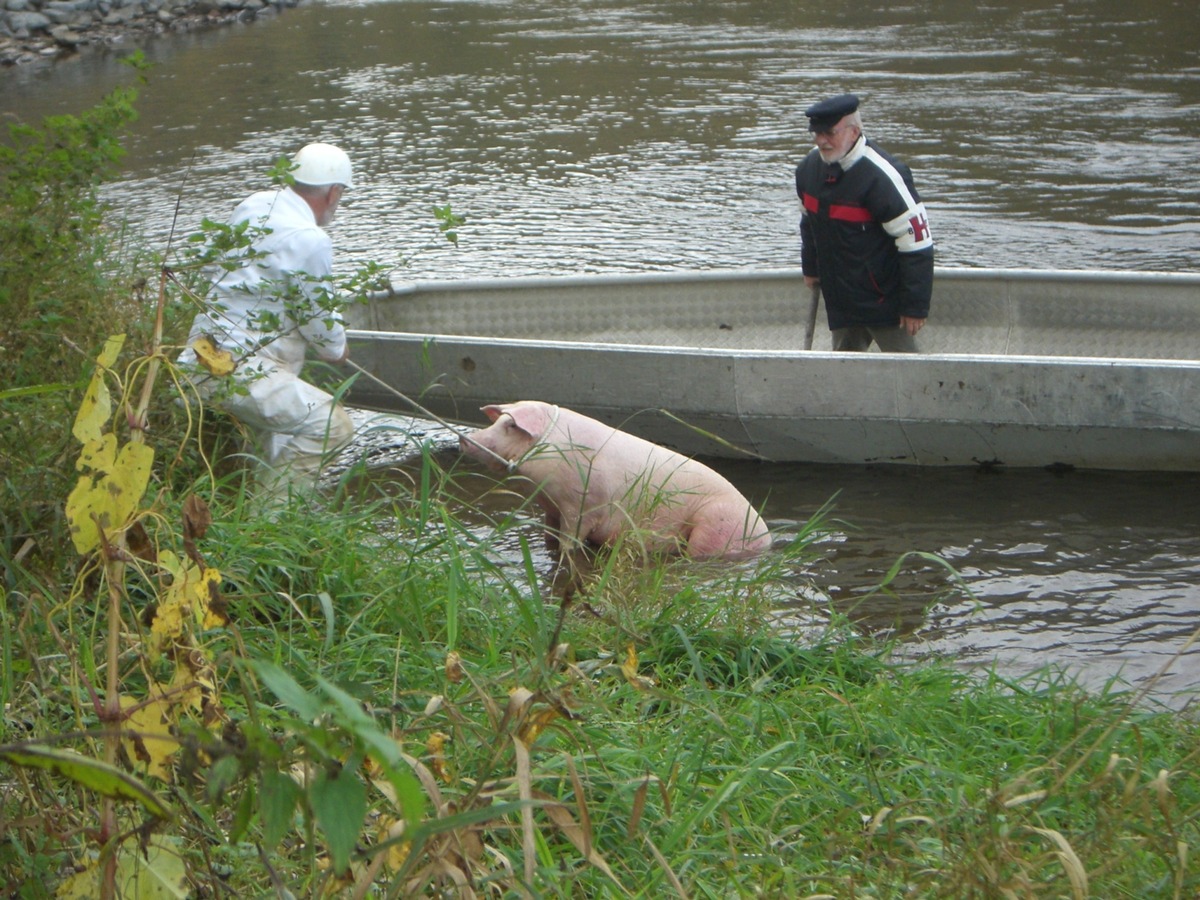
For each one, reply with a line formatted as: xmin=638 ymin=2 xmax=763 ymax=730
xmin=795 ymin=94 xmax=934 ymax=352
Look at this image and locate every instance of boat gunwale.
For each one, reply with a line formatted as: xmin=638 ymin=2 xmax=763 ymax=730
xmin=346 ymin=327 xmax=1200 ymax=369
xmin=365 ymin=265 xmax=1200 ymax=301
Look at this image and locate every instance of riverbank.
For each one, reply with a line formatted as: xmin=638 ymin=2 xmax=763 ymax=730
xmin=0 ymin=0 xmax=297 ymax=67
xmin=7 ymin=440 xmax=1200 ymax=896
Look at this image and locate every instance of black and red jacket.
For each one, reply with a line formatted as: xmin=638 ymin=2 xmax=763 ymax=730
xmin=795 ymin=135 xmax=934 ymax=330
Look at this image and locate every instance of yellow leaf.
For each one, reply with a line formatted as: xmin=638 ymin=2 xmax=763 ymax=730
xmin=121 ymin=694 xmax=178 ymax=783
xmin=167 ymin=667 xmax=206 ymax=715
xmin=96 ymin=333 xmax=125 ymax=369
xmin=65 ymin=441 xmax=154 ymax=556
xmin=76 ymin=433 xmax=117 ymax=473
xmin=72 ymin=334 xmax=125 ymax=445
xmin=150 ymin=593 xmax=186 ymax=646
xmin=377 ymin=817 xmax=410 ymax=873
xmin=191 ymin=335 xmax=236 ymax=376
xmin=517 ymin=707 xmax=560 ymax=746
xmin=620 ymin=644 xmax=638 ymax=679
xmin=55 ymin=858 xmax=100 ymax=899
xmin=119 ymin=835 xmax=189 ymax=899
xmin=146 ymin=556 xmax=228 ymax=670
xmin=195 ymin=567 xmax=229 ymax=628
xmin=620 ymin=644 xmax=655 ymax=691
xmin=150 ymin=557 xmax=226 ymax=655
xmin=150 ymin=552 xmax=195 ymax=650
xmin=426 ymin=731 xmax=452 ymax=783
xmin=55 ymin=836 xmax=188 ymax=900
xmin=74 ymin=368 xmax=111 ymax=446
xmin=66 ymin=473 xmax=115 ymax=555
xmin=114 ymin=440 xmax=155 ymax=508
xmin=121 ymin=677 xmax=205 ymax=783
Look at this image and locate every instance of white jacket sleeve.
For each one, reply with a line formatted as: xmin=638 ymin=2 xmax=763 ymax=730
xmin=284 ymin=227 xmax=347 ymax=362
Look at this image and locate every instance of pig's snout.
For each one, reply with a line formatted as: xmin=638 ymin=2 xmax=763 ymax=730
xmin=459 ymin=430 xmax=503 ymax=469
xmin=459 ymin=431 xmax=485 ymax=457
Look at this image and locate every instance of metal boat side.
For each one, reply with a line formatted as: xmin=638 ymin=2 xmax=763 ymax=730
xmin=344 ymin=268 xmax=1200 ymax=469
xmin=349 ymin=267 xmax=1200 ymax=358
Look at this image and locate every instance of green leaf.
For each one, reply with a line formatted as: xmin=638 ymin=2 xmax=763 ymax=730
xmin=431 ymin=203 xmax=466 ymax=245
xmin=248 ymin=659 xmax=322 ymax=722
xmin=0 ymin=381 xmax=77 ymax=401
xmin=310 ymin=764 xmax=367 ymax=875
xmin=205 ymin=754 xmax=240 ymax=803
xmin=260 ymin=769 xmax=302 ymax=851
xmin=0 ymin=743 xmax=173 ymax=819
xmin=316 ymin=590 xmax=336 ymax=654
xmin=311 ymin=675 xmax=428 ymax=826
xmin=313 ymin=675 xmax=376 ymax=732
xmin=229 ymin=779 xmax=256 ymax=845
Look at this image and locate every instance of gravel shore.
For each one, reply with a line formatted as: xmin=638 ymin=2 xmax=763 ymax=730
xmin=1 ymin=0 xmax=298 ymax=67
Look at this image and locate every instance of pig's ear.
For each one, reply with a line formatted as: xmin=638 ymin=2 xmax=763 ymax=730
xmin=481 ymin=405 xmax=504 ymax=422
xmin=504 ymin=404 xmax=548 ymax=439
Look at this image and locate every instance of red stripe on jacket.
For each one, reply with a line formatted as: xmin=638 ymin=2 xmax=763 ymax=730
xmin=801 ymin=193 xmax=874 ymax=223
xmin=829 ymin=204 xmax=873 ymax=223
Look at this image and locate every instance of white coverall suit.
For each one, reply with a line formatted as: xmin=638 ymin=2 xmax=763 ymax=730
xmin=178 ymin=186 xmax=355 ymax=494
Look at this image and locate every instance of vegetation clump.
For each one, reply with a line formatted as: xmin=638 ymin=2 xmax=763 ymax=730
xmin=1 ymin=85 xmax=1197 ymax=899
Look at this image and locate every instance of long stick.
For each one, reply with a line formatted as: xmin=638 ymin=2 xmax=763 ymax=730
xmin=345 ymin=358 xmax=453 ymax=431
xmin=343 ymin=359 xmax=512 ymax=469
xmin=804 ymin=282 xmax=821 ymax=350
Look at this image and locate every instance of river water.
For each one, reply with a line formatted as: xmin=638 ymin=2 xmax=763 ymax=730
xmin=6 ymin=0 xmax=1199 ymax=705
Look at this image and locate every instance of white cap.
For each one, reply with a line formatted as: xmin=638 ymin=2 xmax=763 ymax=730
xmin=291 ymin=142 xmax=353 ymax=188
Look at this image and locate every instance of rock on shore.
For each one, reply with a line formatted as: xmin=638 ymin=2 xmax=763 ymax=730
xmin=1 ymin=0 xmax=299 ymax=67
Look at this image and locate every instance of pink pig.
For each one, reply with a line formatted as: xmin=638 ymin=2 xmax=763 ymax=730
xmin=459 ymin=401 xmax=772 ymax=560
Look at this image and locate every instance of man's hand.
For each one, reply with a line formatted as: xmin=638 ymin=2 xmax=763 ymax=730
xmin=319 ymin=345 xmax=350 ymax=365
xmin=804 ymin=275 xmax=820 ymax=289
xmin=899 ymin=315 xmax=926 ymax=337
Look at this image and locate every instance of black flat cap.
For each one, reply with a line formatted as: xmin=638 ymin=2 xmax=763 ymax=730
xmin=805 ymin=93 xmax=860 ymax=132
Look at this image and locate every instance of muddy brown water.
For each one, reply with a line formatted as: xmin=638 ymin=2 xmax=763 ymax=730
xmin=8 ymin=0 xmax=1199 ymax=705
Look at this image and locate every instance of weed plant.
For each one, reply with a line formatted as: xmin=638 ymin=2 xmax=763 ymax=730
xmin=1 ymin=87 xmax=1198 ymax=900
xmin=0 ymin=54 xmax=218 ymax=573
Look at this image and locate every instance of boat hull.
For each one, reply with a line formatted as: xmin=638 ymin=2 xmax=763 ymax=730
xmin=344 ymin=268 xmax=1200 ymax=470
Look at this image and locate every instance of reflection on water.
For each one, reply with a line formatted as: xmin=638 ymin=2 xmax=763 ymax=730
xmin=7 ymin=0 xmax=1199 ymax=702
xmin=741 ymin=463 xmax=1200 ymax=708
xmin=6 ymin=0 xmax=1198 ymax=277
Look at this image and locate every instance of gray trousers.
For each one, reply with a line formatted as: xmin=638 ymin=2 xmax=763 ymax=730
xmin=831 ymin=325 xmax=919 ymax=353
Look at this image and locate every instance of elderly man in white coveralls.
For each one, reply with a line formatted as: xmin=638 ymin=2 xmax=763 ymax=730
xmin=178 ymin=142 xmax=357 ymax=499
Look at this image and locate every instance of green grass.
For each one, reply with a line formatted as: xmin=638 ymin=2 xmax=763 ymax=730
xmin=5 ymin=452 xmax=1196 ymax=898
